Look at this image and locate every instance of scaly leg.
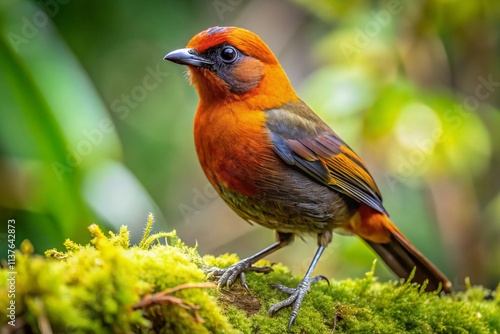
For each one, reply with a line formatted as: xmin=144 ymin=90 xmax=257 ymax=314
xmin=208 ymin=232 xmax=294 ymax=291
xmin=268 ymin=245 xmax=328 ymax=328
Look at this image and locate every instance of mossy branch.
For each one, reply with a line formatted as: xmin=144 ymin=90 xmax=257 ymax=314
xmin=1 ymin=215 xmax=499 ymax=333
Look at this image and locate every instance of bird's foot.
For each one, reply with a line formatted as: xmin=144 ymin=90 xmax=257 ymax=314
xmin=268 ymin=275 xmax=329 ymax=328
xmin=206 ymin=259 xmax=273 ymax=291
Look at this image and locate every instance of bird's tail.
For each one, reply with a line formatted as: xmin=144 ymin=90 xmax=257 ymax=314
xmin=349 ymin=205 xmax=452 ymax=293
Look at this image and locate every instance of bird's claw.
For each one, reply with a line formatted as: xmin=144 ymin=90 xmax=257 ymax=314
xmin=268 ymin=275 xmax=327 ymax=328
xmin=205 ymin=260 xmax=273 ymax=291
xmin=311 ymin=274 xmax=329 ymax=285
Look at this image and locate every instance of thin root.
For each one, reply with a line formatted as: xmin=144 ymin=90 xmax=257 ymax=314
xmin=133 ymin=282 xmax=215 ymax=323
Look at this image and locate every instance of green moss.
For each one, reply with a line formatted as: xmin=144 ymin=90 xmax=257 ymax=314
xmin=218 ymin=261 xmax=500 ymax=334
xmin=1 ymin=214 xmax=234 ymax=333
xmin=1 ymin=215 xmax=499 ymax=333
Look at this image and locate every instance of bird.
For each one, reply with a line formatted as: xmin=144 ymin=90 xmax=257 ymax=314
xmin=164 ymin=26 xmax=452 ymax=328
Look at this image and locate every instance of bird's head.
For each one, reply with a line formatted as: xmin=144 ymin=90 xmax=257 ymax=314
xmin=164 ymin=26 xmax=297 ymax=106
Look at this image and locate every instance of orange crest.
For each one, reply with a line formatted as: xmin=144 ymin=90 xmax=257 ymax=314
xmin=186 ymin=26 xmax=278 ymax=65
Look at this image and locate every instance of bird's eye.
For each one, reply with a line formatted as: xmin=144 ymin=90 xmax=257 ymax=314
xmin=220 ymin=46 xmax=238 ymax=63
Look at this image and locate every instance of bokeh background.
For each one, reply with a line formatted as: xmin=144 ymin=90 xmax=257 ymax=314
xmin=1 ymin=0 xmax=499 ymax=290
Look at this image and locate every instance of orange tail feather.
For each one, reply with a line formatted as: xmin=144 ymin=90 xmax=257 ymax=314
xmin=350 ymin=205 xmax=452 ymax=293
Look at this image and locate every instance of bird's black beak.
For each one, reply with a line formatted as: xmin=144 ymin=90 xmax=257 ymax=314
xmin=163 ymin=48 xmax=213 ymax=68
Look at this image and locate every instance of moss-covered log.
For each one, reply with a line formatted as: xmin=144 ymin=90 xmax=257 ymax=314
xmin=1 ymin=214 xmax=499 ymax=333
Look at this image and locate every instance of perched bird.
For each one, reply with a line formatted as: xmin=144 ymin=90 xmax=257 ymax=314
xmin=164 ymin=26 xmax=452 ymax=328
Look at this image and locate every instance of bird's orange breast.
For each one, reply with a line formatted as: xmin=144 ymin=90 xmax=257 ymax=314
xmin=194 ymin=101 xmax=271 ymax=197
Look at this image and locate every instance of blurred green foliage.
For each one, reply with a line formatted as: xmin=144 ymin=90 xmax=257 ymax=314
xmin=292 ymin=0 xmax=500 ymax=288
xmin=0 ymin=0 xmax=499 ymax=294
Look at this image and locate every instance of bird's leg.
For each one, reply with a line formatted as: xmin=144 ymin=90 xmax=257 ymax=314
xmin=268 ymin=245 xmax=327 ymax=328
xmin=207 ymin=232 xmax=294 ymax=291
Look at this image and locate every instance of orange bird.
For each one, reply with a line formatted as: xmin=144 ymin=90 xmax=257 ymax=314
xmin=164 ymin=26 xmax=452 ymax=327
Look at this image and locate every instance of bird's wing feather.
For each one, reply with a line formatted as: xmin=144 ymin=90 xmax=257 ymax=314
xmin=266 ymin=101 xmax=386 ymax=214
